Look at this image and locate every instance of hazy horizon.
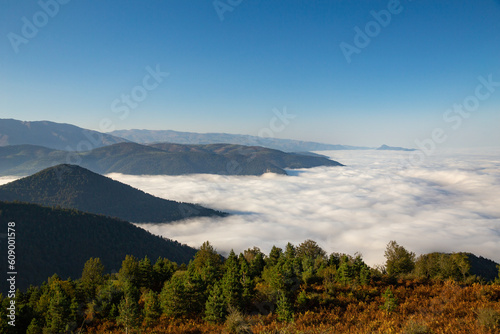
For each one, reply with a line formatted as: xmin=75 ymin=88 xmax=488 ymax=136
xmin=2 ymin=1 xmax=500 ymax=148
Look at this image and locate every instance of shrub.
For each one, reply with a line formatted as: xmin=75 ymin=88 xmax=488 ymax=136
xmin=477 ymin=308 xmax=500 ymax=330
xmin=224 ymin=307 xmax=253 ymax=334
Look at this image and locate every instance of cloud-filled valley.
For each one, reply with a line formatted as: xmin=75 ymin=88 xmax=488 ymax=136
xmin=101 ymin=148 xmax=500 ymax=266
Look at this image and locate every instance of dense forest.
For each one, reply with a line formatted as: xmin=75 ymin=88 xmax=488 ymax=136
xmin=0 ymin=201 xmax=197 ymax=292
xmin=1 ymin=239 xmax=499 ymax=333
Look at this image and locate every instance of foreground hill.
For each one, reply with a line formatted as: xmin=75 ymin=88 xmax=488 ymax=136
xmin=0 ymin=142 xmax=343 ymax=176
xmin=0 ymin=164 xmax=225 ymax=222
xmin=0 ymin=118 xmax=127 ymax=150
xmin=110 ymin=128 xmax=370 ymax=152
xmin=0 ymin=201 xmax=198 ymax=292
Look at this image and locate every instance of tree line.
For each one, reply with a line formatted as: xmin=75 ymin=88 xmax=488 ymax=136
xmin=1 ymin=240 xmax=499 ymax=333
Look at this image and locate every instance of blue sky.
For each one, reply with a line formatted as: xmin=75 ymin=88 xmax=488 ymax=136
xmin=1 ymin=0 xmax=499 ymax=147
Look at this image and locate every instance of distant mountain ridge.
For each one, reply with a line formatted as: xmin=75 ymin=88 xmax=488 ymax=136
xmin=0 ymin=164 xmax=225 ymax=223
xmin=0 ymin=142 xmax=343 ymax=176
xmin=0 ymin=118 xmax=127 ymax=150
xmin=0 ymin=201 xmax=198 ymax=292
xmin=110 ymin=129 xmax=371 ymax=152
xmin=377 ymin=144 xmax=415 ymax=151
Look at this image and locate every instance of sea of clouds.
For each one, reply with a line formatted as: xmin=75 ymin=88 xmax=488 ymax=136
xmin=105 ymin=148 xmax=500 ymax=266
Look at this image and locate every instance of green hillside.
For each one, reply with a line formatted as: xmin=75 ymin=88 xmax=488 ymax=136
xmin=0 ymin=164 xmax=226 ymax=223
xmin=0 ymin=201 xmax=198 ymax=292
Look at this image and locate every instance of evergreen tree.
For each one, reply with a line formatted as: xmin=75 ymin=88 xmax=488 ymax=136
xmin=142 ymin=290 xmax=160 ymax=327
xmin=380 ymin=287 xmax=398 ymax=314
xmin=152 ymin=257 xmax=177 ymax=292
xmin=276 ymin=291 xmax=293 ymax=322
xmin=185 ymin=264 xmax=210 ymax=315
xmin=81 ymin=257 xmax=105 ymax=300
xmin=204 ymin=281 xmax=227 ymax=323
xmin=267 ymin=246 xmax=283 ymax=267
xmin=116 ymin=283 xmax=140 ymax=334
xmin=336 ymin=255 xmax=353 ymax=285
xmin=138 ymin=256 xmax=153 ymax=289
xmin=239 ymin=256 xmax=256 ymax=309
xmin=118 ymin=255 xmax=140 ymax=286
xmin=191 ymin=241 xmax=223 ymax=280
xmin=44 ymin=283 xmax=71 ymax=333
xmin=249 ymin=251 xmax=265 ymax=278
xmin=222 ymin=250 xmax=243 ymax=310
xmin=284 ymin=242 xmax=296 ymax=260
xmin=160 ymin=273 xmax=188 ymax=317
xmin=96 ymin=281 xmax=123 ymax=319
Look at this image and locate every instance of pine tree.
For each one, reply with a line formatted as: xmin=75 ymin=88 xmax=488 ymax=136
xmin=116 ymin=283 xmax=140 ymax=334
xmin=160 ymin=273 xmax=188 ymax=317
xmin=222 ymin=250 xmax=243 ymax=310
xmin=45 ymin=283 xmax=70 ymax=333
xmin=249 ymin=251 xmax=265 ymax=278
xmin=138 ymin=256 xmax=153 ymax=289
xmin=142 ymin=290 xmax=160 ymax=327
xmin=381 ymin=287 xmax=398 ymax=314
xmin=276 ymin=291 xmax=293 ymax=322
xmin=284 ymin=242 xmax=296 ymax=260
xmin=118 ymin=255 xmax=140 ymax=286
xmin=336 ymin=256 xmax=353 ymax=285
xmin=204 ymin=281 xmax=227 ymax=323
xmin=267 ymin=246 xmax=283 ymax=267
xmin=81 ymin=257 xmax=105 ymax=300
xmin=152 ymin=257 xmax=176 ymax=292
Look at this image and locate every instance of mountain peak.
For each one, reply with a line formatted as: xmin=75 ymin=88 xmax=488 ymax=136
xmin=0 ymin=164 xmax=225 ymax=223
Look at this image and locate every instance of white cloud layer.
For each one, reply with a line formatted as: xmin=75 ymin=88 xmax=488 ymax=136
xmin=105 ymin=148 xmax=500 ymax=266
xmin=0 ymin=176 xmax=20 ymax=186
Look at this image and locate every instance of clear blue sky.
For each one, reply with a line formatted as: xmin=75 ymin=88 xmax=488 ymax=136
xmin=1 ymin=0 xmax=499 ymax=147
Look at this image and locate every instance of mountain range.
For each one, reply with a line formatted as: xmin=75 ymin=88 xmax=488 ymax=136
xmin=0 ymin=201 xmax=198 ymax=292
xmin=0 ymin=118 xmax=127 ymax=150
xmin=110 ymin=128 xmax=371 ymax=152
xmin=0 ymin=142 xmax=343 ymax=176
xmin=0 ymin=164 xmax=225 ymax=223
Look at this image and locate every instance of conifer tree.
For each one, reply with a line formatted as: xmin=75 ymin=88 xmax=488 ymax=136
xmin=204 ymin=281 xmax=227 ymax=323
xmin=267 ymin=246 xmax=283 ymax=267
xmin=118 ymin=255 xmax=140 ymax=286
xmin=138 ymin=256 xmax=153 ymax=289
xmin=142 ymin=290 xmax=160 ymax=327
xmin=152 ymin=257 xmax=177 ymax=292
xmin=116 ymin=283 xmax=140 ymax=334
xmin=160 ymin=273 xmax=188 ymax=317
xmin=45 ymin=283 xmax=71 ymax=333
xmin=276 ymin=291 xmax=293 ymax=322
xmin=222 ymin=250 xmax=243 ymax=310
xmin=81 ymin=257 xmax=105 ymax=300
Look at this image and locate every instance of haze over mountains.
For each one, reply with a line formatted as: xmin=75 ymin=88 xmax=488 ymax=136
xmin=0 ymin=164 xmax=225 ymax=223
xmin=0 ymin=119 xmax=127 ymax=150
xmin=110 ymin=128 xmax=371 ymax=152
xmin=0 ymin=142 xmax=343 ymax=176
xmin=0 ymin=118 xmax=346 ymax=176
